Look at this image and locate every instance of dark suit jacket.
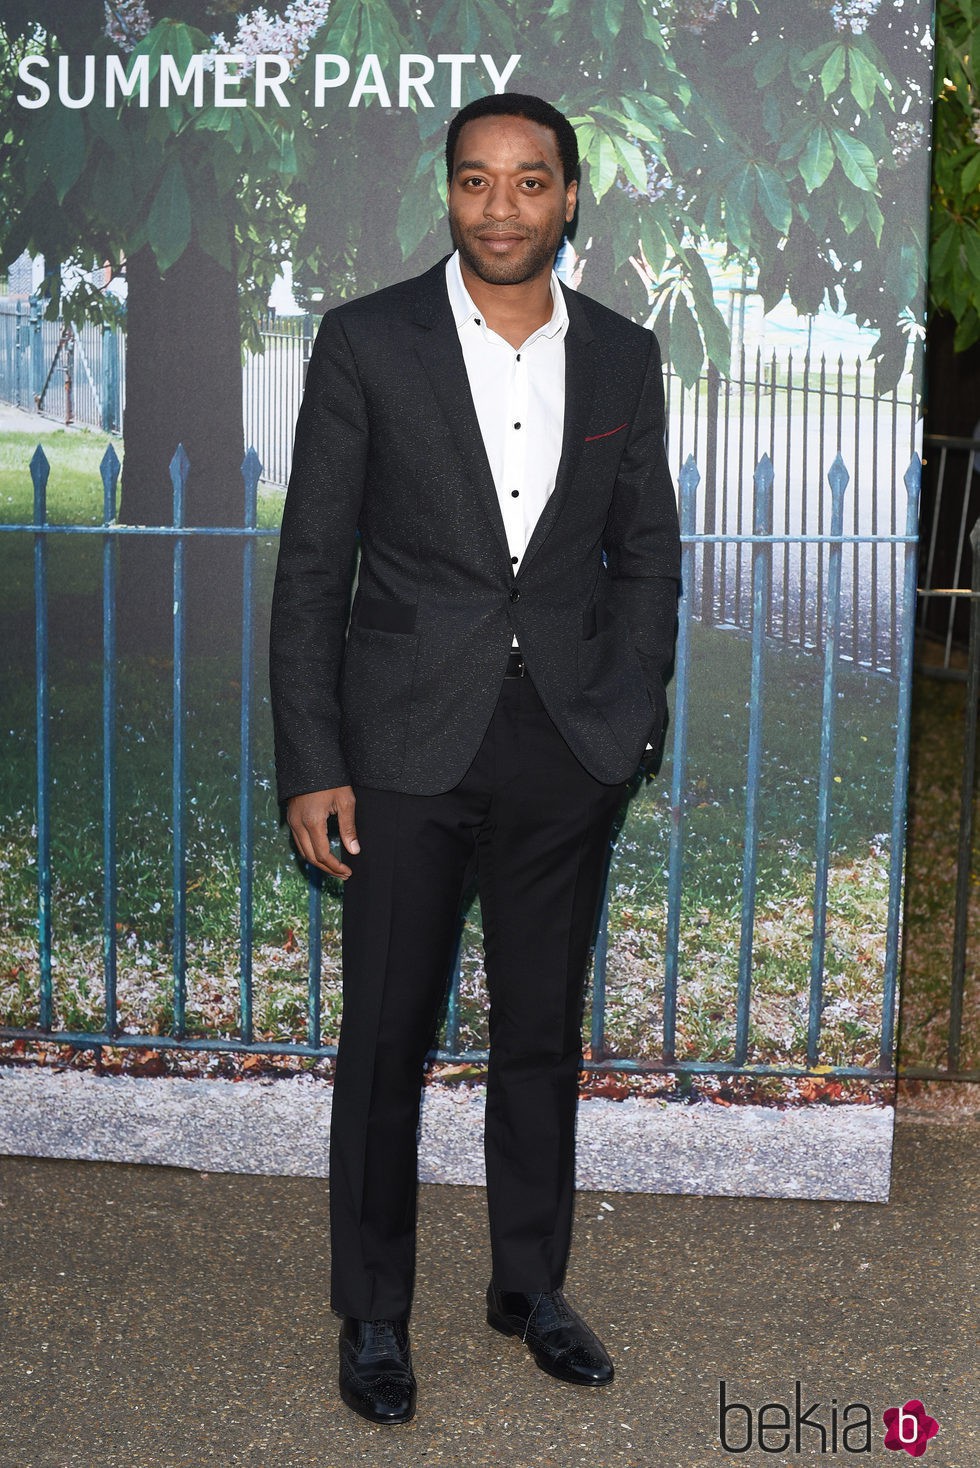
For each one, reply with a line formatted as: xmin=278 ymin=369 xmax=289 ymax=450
xmin=269 ymin=258 xmax=681 ymax=802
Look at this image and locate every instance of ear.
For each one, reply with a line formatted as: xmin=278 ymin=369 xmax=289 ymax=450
xmin=564 ymin=179 xmax=578 ymax=224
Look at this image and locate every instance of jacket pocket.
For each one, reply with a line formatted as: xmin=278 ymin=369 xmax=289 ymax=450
xmin=351 ymin=594 xmax=417 ymax=635
xmin=339 ymin=624 xmax=420 ymax=777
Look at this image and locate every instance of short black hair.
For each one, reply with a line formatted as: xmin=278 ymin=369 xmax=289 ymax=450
xmin=445 ymin=93 xmax=579 ymax=188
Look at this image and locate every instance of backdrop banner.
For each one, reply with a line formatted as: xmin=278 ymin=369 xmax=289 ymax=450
xmin=0 ymin=1 xmax=934 ymax=1200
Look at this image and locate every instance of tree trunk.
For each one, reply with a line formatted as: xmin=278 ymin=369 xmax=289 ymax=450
xmin=119 ymin=241 xmax=245 ymax=652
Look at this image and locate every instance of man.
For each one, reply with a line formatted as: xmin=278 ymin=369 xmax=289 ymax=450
xmin=269 ymin=93 xmax=680 ymax=1425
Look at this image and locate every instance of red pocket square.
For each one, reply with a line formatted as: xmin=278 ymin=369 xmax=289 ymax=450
xmin=584 ymin=422 xmax=628 ymax=442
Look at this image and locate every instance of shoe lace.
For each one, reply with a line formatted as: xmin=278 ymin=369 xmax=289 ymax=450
xmin=521 ymin=1290 xmax=574 ymax=1341
xmin=357 ymin=1319 xmax=408 ymax=1363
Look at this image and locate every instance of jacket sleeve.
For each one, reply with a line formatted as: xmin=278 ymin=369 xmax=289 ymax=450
xmin=602 ymin=329 xmax=681 ymax=761
xmin=269 ymin=308 xmax=369 ymax=804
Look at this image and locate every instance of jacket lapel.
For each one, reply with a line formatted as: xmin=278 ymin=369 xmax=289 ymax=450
xmin=518 ymin=285 xmax=595 ymax=576
xmin=410 ymin=262 xmax=513 ymax=566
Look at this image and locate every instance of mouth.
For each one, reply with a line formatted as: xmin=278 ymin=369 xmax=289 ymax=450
xmin=476 ymin=231 xmax=529 ymax=247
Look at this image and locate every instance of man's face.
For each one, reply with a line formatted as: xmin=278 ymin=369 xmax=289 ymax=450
xmin=447 ymin=114 xmax=577 ymax=288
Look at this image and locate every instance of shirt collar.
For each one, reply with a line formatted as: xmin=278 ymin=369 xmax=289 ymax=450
xmin=446 ymin=250 xmax=569 ymax=345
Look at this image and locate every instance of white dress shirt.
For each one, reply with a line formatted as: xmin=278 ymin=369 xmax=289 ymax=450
xmin=446 ymin=251 xmax=568 ymax=603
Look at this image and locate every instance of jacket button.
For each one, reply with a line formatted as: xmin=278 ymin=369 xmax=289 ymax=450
xmin=509 ymin=588 xmax=521 ymax=602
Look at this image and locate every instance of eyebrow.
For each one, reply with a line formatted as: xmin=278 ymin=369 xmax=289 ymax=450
xmin=454 ymin=157 xmax=555 ymax=177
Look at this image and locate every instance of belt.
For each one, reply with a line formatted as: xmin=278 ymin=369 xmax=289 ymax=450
xmin=504 ymin=649 xmax=526 ymax=678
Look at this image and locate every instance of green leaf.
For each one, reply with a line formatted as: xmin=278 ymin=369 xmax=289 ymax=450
xmin=194 ymin=207 xmax=233 ymax=272
xmin=685 ymin=256 xmax=731 ymax=370
xmin=668 ymin=293 xmax=703 ymax=388
xmin=570 ymin=118 xmax=596 ymax=163
xmin=762 ymin=89 xmax=782 ymax=144
xmin=88 ymin=150 xmax=136 ymax=226
xmin=963 ymin=225 xmax=980 ymax=284
xmin=146 ymin=158 xmax=192 ymax=273
xmin=726 ymin=165 xmax=755 ymax=254
xmin=863 ymin=194 xmax=884 ymax=246
xmin=604 ymin=0 xmax=626 ymax=35
xmin=757 ymin=249 xmax=790 ymax=316
xmin=798 ymin=41 xmax=837 ymax=74
xmin=831 ymin=129 xmax=877 ymax=193
xmin=870 ymin=326 xmax=909 ymax=397
xmin=195 ymin=106 xmax=233 ymax=134
xmin=962 ymin=150 xmax=980 ymax=196
xmin=953 ymin=306 xmax=980 ymax=353
xmin=276 ymin=128 xmax=299 ymax=177
xmin=437 ymin=0 xmax=478 ymax=48
xmin=799 ymin=126 xmax=834 ymax=192
xmin=820 ymin=45 xmax=847 ymax=100
xmin=638 ymin=219 xmax=667 ymax=282
xmin=609 ymin=210 xmax=639 ymax=272
xmin=884 ymin=239 xmax=919 ymax=308
xmin=848 ymin=46 xmax=888 ymax=113
xmin=930 ymin=219 xmax=958 ymax=279
xmin=838 ymin=190 xmax=864 ymax=236
xmin=753 ymin=164 xmax=792 ymax=234
xmin=752 ymin=39 xmax=787 ymax=89
xmin=46 ymin=106 xmax=88 ymax=204
xmin=474 ymin=0 xmax=517 ymax=53
xmin=396 ymin=172 xmax=441 ymax=259
xmin=588 ymin=130 xmax=620 ymax=203
xmin=613 ymin=134 xmax=650 ymax=194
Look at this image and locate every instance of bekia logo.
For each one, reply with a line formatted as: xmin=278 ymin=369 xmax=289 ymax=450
xmin=882 ymin=1400 xmax=940 ymax=1457
xmin=718 ymin=1381 xmax=941 ymax=1456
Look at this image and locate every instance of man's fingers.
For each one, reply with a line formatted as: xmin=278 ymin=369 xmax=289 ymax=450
xmin=287 ymin=790 xmax=354 ymax=879
xmin=302 ymin=818 xmax=352 ymax=879
xmin=336 ymin=790 xmax=360 ymax=856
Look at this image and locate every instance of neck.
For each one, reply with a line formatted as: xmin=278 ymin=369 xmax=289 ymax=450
xmin=458 ymin=259 xmax=555 ymax=350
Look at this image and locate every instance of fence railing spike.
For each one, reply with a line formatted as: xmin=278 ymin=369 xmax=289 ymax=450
xmin=904 ymin=452 xmax=922 ymax=511
xmin=30 ymin=443 xmax=49 ymax=487
xmin=100 ymin=441 xmax=120 ymax=479
xmin=828 ymin=454 xmax=850 ymax=519
xmin=100 ymin=444 xmax=120 ymax=520
xmin=241 ymin=445 xmax=264 ymax=482
xmin=169 ymin=442 xmax=190 ymax=482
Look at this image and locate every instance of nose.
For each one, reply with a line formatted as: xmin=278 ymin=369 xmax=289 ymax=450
xmin=483 ymin=179 xmax=519 ymax=221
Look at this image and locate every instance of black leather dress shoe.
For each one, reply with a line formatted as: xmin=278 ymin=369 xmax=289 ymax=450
xmin=338 ymin=1316 xmax=417 ymax=1424
xmin=486 ymin=1283 xmax=614 ymax=1385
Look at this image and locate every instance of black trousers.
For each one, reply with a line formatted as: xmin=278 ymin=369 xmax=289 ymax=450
xmin=328 ymin=673 xmax=627 ymax=1320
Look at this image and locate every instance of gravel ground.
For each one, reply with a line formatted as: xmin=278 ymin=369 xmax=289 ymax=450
xmin=1 ymin=1122 xmax=976 ymax=1468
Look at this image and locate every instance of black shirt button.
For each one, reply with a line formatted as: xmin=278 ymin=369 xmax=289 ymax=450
xmin=511 ymin=556 xmax=518 ymax=565
xmin=513 ymin=422 xmax=522 ymax=429
xmin=509 ymin=587 xmax=520 ymax=601
xmin=511 ymin=490 xmax=519 ymax=497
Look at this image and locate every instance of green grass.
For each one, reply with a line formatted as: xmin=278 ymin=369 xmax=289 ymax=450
xmin=0 ymin=420 xmax=909 ymax=1069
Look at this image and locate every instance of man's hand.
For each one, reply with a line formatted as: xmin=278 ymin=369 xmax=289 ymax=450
xmin=286 ymin=786 xmax=359 ymax=879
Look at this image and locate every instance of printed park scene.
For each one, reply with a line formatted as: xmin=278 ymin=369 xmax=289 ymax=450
xmin=0 ymin=1 xmax=938 ymax=1096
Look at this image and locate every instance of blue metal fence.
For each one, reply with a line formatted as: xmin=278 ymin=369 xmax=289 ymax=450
xmin=1 ymin=304 xmax=917 ymax=675
xmin=0 ymin=442 xmax=925 ymax=1079
xmin=0 ymin=300 xmax=124 ymax=432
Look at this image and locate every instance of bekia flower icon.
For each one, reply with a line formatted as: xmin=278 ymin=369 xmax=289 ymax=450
xmin=882 ymin=1399 xmax=940 ymax=1456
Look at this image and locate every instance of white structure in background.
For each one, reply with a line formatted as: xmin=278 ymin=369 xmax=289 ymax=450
xmin=3 ymin=250 xmax=45 ymax=298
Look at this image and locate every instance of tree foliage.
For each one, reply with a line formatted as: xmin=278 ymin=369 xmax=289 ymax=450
xmin=0 ymin=2 xmax=303 ymax=352
xmin=0 ymin=0 xmax=932 ymax=393
xmin=292 ymin=0 xmax=931 ymax=393
xmin=931 ymin=0 xmax=980 ymax=353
